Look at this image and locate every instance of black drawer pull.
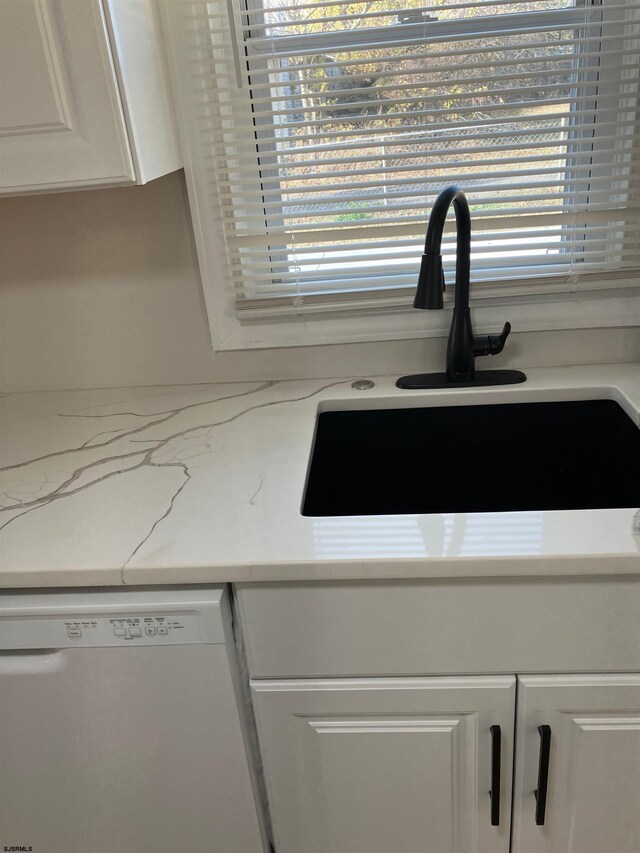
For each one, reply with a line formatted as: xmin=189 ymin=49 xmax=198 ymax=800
xmin=490 ymin=724 xmax=501 ymax=826
xmin=534 ymin=724 xmax=551 ymax=826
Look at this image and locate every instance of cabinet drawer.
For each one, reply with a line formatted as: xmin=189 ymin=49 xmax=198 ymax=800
xmin=236 ymin=577 xmax=640 ymax=678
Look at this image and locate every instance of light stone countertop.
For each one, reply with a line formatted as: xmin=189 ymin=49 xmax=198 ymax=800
xmin=1 ymin=363 xmax=639 ymax=588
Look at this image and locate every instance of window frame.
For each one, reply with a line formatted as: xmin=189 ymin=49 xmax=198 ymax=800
xmin=160 ymin=0 xmax=640 ymax=351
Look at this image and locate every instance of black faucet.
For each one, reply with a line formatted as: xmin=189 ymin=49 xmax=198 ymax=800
xmin=397 ymin=186 xmax=526 ymax=389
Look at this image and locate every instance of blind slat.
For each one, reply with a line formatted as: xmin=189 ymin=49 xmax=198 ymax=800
xmin=204 ymin=109 xmax=637 ymax=149
xmin=204 ymin=126 xmax=636 ymax=167
xmin=219 ymin=159 xmax=637 ymax=201
xmin=233 ymin=3 xmax=634 ymax=32
xmin=224 ymin=204 xmax=640 ymax=243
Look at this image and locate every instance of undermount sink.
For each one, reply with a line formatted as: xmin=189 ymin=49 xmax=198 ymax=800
xmin=302 ymin=399 xmax=640 ymax=517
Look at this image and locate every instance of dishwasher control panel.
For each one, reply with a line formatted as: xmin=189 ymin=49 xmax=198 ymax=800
xmin=1 ymin=612 xmax=203 ymax=649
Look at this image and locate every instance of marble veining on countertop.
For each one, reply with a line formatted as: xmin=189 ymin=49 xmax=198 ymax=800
xmin=1 ymin=363 xmax=639 ymax=587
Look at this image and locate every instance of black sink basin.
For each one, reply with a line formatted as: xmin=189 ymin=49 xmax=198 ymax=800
xmin=302 ymin=399 xmax=640 ymax=516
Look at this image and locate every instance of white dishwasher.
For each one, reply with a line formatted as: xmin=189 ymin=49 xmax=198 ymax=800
xmin=0 ymin=586 xmax=267 ymax=853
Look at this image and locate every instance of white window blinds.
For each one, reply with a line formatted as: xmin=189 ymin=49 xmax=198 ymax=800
xmin=172 ymin=0 xmax=640 ymax=318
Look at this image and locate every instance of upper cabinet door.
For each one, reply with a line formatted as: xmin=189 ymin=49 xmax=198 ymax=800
xmin=512 ymin=674 xmax=640 ymax=853
xmin=0 ymin=0 xmax=180 ymax=194
xmin=0 ymin=0 xmax=134 ymax=192
xmin=251 ymin=675 xmax=515 ymax=853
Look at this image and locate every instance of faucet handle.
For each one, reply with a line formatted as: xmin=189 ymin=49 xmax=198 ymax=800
xmin=473 ymin=322 xmax=511 ymax=358
xmin=488 ymin=321 xmax=511 ymax=355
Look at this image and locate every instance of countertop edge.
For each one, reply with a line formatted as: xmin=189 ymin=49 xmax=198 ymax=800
xmin=2 ymin=553 xmax=639 ymax=590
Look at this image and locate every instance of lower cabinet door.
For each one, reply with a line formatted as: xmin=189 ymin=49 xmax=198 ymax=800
xmin=512 ymin=674 xmax=640 ymax=853
xmin=251 ymin=675 xmax=515 ymax=853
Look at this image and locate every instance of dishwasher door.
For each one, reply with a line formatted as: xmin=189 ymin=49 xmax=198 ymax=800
xmin=0 ymin=589 xmax=265 ymax=853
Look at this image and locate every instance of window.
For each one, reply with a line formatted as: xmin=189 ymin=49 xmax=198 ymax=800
xmin=164 ymin=0 xmax=640 ymax=338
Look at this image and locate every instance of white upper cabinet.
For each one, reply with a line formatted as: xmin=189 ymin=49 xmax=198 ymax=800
xmin=0 ymin=0 xmax=181 ymax=194
xmin=252 ymin=675 xmax=515 ymax=853
xmin=512 ymin=674 xmax=640 ymax=853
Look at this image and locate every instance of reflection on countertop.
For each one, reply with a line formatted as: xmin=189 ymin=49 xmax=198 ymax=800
xmin=312 ymin=512 xmax=545 ymax=560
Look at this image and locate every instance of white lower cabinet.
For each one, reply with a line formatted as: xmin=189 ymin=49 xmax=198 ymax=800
xmin=251 ymin=676 xmax=515 ymax=853
xmin=253 ymin=674 xmax=640 ymax=853
xmin=238 ymin=581 xmax=640 ymax=852
xmin=512 ymin=674 xmax=640 ymax=853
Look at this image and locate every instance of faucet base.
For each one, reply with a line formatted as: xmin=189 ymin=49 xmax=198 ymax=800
xmin=396 ymin=369 xmax=527 ymax=390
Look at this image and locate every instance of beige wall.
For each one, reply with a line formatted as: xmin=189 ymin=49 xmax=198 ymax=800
xmin=1 ymin=170 xmax=638 ymax=392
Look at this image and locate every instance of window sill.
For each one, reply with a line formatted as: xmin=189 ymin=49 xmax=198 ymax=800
xmin=207 ymin=280 xmax=640 ymax=351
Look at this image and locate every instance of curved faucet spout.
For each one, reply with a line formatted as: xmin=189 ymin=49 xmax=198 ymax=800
xmin=414 ymin=185 xmax=471 ymax=312
xmin=424 ymin=186 xmax=471 ymax=310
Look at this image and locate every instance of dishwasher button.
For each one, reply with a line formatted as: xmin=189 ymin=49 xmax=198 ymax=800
xmin=129 ymin=627 xmax=142 ymax=638
xmin=113 ymin=628 xmax=127 ymax=638
xmin=157 ymin=626 xmax=168 ymax=636
xmin=67 ymin=628 xmax=82 ymax=638
xmin=145 ymin=626 xmax=156 ymax=636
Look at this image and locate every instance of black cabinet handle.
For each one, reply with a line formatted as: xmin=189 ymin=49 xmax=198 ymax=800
xmin=490 ymin=725 xmax=501 ymax=826
xmin=534 ymin=725 xmax=551 ymax=826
